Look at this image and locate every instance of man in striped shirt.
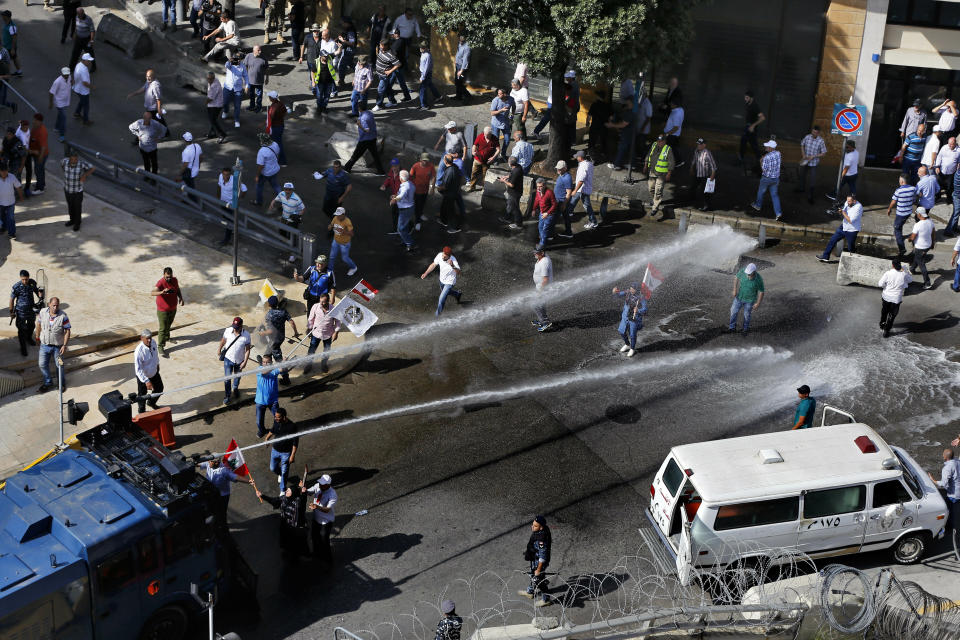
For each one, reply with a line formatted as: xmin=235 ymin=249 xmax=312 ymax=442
xmin=797 ymin=126 xmax=827 ymax=203
xmin=900 ymin=123 xmax=927 ymax=183
xmin=751 ymin=140 xmax=782 ymax=220
xmin=689 ymin=138 xmax=717 ymax=211
xmin=886 ymin=175 xmax=916 ymax=258
xmin=272 ymin=182 xmax=305 ymax=224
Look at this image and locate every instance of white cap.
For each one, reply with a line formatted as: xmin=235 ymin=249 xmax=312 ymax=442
xmin=283 ymin=181 xmax=294 ymax=189
xmin=319 ymin=474 xmax=332 ymax=485
xmin=182 ymin=132 xmax=193 ymax=142
xmin=268 ymin=90 xmax=279 ymax=99
xmin=763 ymin=140 xmax=777 ymax=148
xmin=81 ymin=53 xmax=94 ymax=62
xmin=555 ymin=160 xmax=567 ymax=170
xmin=334 ymin=206 xmax=346 ymax=216
xmin=744 ymin=263 xmax=757 ymax=274
xmin=60 ymin=66 xmax=71 ymax=75
xmin=445 ymin=120 xmax=457 ymax=129
xmin=933 ymin=125 xmax=941 ymax=132
xmin=916 ymin=206 xmax=928 ymax=217
xmin=564 ymin=70 xmax=576 ymax=79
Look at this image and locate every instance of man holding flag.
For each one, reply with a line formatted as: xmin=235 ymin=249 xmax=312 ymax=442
xmin=200 ymin=452 xmax=254 ymax=530
xmin=328 ymin=278 xmax=380 ymax=337
xmin=611 ymin=282 xmax=646 ymax=357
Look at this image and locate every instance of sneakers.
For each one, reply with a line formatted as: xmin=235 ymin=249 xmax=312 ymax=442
xmin=508 ymin=223 xmax=521 ymax=230
xmin=816 ymin=255 xmax=829 ymax=263
xmin=221 ymin=112 xmax=228 ymax=119
xmin=37 ymin=383 xmax=51 ymax=394
xmin=372 ymin=105 xmax=381 ymax=112
xmin=32 ymin=188 xmax=44 ymax=195
xmin=534 ymin=600 xmax=551 ymax=608
xmin=619 ymin=344 xmax=630 ymax=353
xmin=222 ymin=396 xmax=230 ymax=405
xmin=347 ymin=267 xmax=358 ymax=276
xmin=234 ymin=121 xmax=240 ymax=128
xmin=414 ymin=223 xmax=421 ymax=231
xmin=447 ymin=228 xmax=461 ymax=234
xmin=537 ymin=322 xmax=553 ymax=332
xmin=518 ymin=590 xmax=534 ymax=599
xmin=387 ymin=230 xmax=400 ymax=235
xmin=583 ymin=222 xmax=596 ymax=230
xmin=557 ymin=232 xmax=573 ymax=238
xmin=750 ymin=203 xmax=761 ymax=212
xmin=923 ymin=283 xmax=933 ymax=290
xmin=626 ymin=348 xmax=635 ymax=357
xmin=775 ymin=214 xmax=782 ymax=221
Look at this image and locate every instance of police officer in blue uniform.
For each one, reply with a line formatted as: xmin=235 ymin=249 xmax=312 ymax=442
xmin=612 ymin=282 xmax=646 ymax=357
xmin=262 ymin=295 xmax=299 ymax=385
xmin=435 ymin=599 xmax=462 ymax=640
xmin=519 ymin=515 xmax=552 ymax=606
xmin=294 ymin=254 xmax=336 ymax=315
xmin=9 ymin=270 xmax=40 ymax=356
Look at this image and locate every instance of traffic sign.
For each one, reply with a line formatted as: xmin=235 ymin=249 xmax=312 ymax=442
xmin=831 ymin=104 xmax=867 ymax=136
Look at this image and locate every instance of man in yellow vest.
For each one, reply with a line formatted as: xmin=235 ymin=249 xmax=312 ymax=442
xmin=644 ymin=134 xmax=675 ymax=215
xmin=312 ymin=52 xmax=338 ymax=114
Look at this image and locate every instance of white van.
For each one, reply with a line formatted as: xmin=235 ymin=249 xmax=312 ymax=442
xmin=645 ymin=407 xmax=948 ymax=585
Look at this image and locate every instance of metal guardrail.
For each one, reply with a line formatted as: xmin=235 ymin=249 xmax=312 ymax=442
xmin=0 ymin=78 xmax=39 ymax=115
xmin=63 ymin=139 xmax=317 ymax=265
xmin=333 ymin=627 xmax=365 ymax=640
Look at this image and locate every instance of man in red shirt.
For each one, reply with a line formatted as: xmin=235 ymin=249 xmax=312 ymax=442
xmin=466 ymin=126 xmax=499 ymax=192
xmin=27 ymin=113 xmax=49 ymax=195
xmin=409 ymin=152 xmax=435 ymax=230
xmin=531 ymin=178 xmax=557 ymax=246
xmin=151 ymin=267 xmax=185 ymax=356
xmin=266 ymin=91 xmax=287 ymax=165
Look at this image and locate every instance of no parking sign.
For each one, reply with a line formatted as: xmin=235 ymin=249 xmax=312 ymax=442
xmin=831 ymin=104 xmax=867 ymax=136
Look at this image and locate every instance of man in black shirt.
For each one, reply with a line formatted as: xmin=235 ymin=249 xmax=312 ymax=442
xmin=739 ymin=90 xmax=765 ymax=174
xmin=265 ymin=407 xmax=298 ymax=490
xmin=262 ymin=294 xmax=298 ymax=385
xmin=9 ymin=269 xmax=40 ymax=356
xmin=436 ymin=154 xmax=463 ymax=232
xmin=498 ymin=156 xmax=525 ymax=229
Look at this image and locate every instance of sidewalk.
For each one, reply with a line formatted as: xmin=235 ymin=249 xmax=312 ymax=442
xmin=0 ymin=179 xmax=364 ymax=480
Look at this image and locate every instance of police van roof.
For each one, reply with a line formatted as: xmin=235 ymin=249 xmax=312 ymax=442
xmin=670 ymin=424 xmax=902 ymax=503
xmin=0 ymin=449 xmax=155 ymax=604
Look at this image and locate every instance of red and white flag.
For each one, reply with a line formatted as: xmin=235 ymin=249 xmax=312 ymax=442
xmin=351 ymin=279 xmax=378 ymax=302
xmin=640 ymin=263 xmax=663 ymax=299
xmin=223 ymin=439 xmax=249 ymax=476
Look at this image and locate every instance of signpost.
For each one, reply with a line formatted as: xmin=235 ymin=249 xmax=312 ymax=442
xmin=828 ymin=100 xmax=867 ymax=208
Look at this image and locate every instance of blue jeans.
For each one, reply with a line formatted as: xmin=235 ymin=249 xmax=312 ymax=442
xmin=952 ymin=261 xmax=960 ymax=291
xmin=270 ymin=125 xmax=286 ymax=165
xmin=728 ymin=298 xmax=755 ymax=332
xmin=255 ymin=401 xmax=279 ymax=437
xmin=222 ymin=88 xmax=242 ymax=123
xmin=39 ymin=344 xmax=64 ymax=387
xmin=330 ymin=240 xmax=357 ymax=270
xmin=819 ymin=226 xmax=858 ymax=259
xmin=753 ymin=176 xmax=782 ymax=217
xmin=306 ymin=335 xmax=332 ymax=367
xmin=893 ymin=214 xmax=909 ymax=254
xmin=538 ymin=214 xmax=554 ymax=246
xmin=223 ymin=357 xmax=242 ymax=399
xmin=162 ymin=0 xmax=177 ymax=23
xmin=270 ymin=448 xmax=292 ymax=489
xmin=33 ymin=155 xmax=47 ymax=190
xmin=0 ymin=204 xmax=15 ymax=236
xmin=314 ymin=81 xmax=333 ymax=111
xmin=948 ymin=178 xmax=960 ymax=234
xmin=533 ymin=107 xmax=551 ymax=135
xmin=248 ymin=85 xmax=263 ymax=111
xmin=613 ymin=130 xmax=633 ymax=167
xmin=437 ymin=283 xmax=461 ymax=315
xmin=54 ymin=107 xmax=67 ymax=138
xmin=350 ymin=88 xmax=364 ymax=114
xmin=619 ymin=318 xmax=640 ymax=349
xmin=419 ymin=75 xmax=440 ymax=108
xmin=567 ymin=192 xmax=596 ymax=224
xmin=493 ymin=127 xmax=509 ymax=159
xmin=397 ymin=206 xmax=415 ymax=247
xmin=74 ymin=93 xmax=90 ymax=123
xmin=376 ymin=75 xmax=397 ymax=107
xmin=255 ymin=172 xmax=280 ymax=204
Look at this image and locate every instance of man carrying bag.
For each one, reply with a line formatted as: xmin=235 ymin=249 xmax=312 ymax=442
xmin=217 ymin=316 xmax=251 ymax=405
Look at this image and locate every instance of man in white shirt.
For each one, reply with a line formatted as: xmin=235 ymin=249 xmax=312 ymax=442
xmin=134 ymin=328 xmax=163 ymax=413
xmin=72 ymin=54 xmax=93 ymax=125
xmin=909 ymin=207 xmax=935 ymax=289
xmin=178 ymin=132 xmax=202 ymax=192
xmin=922 ymin=125 xmax=941 ymax=168
xmin=48 ymin=67 xmax=72 ymax=141
xmin=272 ymin=182 xmax=306 ymax=224
xmin=391 ymin=7 xmax=421 ymax=66
xmin=218 ymin=166 xmax=246 ymax=244
xmin=532 ymin=245 xmax=553 ymax=332
xmin=202 ymin=12 xmax=240 ymax=62
xmin=878 ymin=259 xmax=912 ymax=338
xmin=830 ymin=139 xmax=859 ymax=200
xmin=935 ymin=136 xmax=959 ymax=205
xmin=934 ymin=98 xmax=958 ymax=137
xmin=421 ymin=245 xmax=462 ymax=315
xmin=252 ymin=132 xmax=282 ymax=204
xmin=568 ymin=150 xmax=599 ymax=229
xmin=817 ymin=195 xmax=862 ymax=261
xmin=127 ymin=69 xmax=166 ymax=127
xmin=308 ymin=473 xmax=337 ymax=564
xmin=509 ymin=78 xmax=529 ymax=136
xmin=218 ymin=316 xmax=251 ymax=404
xmin=663 ymin=101 xmax=684 ymax=149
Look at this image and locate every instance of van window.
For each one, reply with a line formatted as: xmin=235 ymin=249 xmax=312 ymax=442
xmin=137 ymin=536 xmax=159 ymax=574
xmin=163 ymin=522 xmax=193 ymax=563
xmin=713 ymin=497 xmax=799 ymax=531
xmin=804 ymin=486 xmax=866 ymax=518
xmin=662 ymin=458 xmax=685 ymax=497
xmin=97 ymin=549 xmax=135 ymax=593
xmin=872 ymin=480 xmax=913 ymax=508
xmin=895 ymin=451 xmax=923 ymax=498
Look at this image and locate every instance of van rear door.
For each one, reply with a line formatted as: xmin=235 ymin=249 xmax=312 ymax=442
xmin=649 ymin=455 xmax=687 ymax=537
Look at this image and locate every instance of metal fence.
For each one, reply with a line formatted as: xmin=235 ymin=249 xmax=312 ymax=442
xmin=62 ymin=139 xmax=317 ymax=265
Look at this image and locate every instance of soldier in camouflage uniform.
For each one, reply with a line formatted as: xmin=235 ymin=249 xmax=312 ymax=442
xmin=263 ymin=0 xmax=286 ymax=44
xmin=435 ymin=600 xmax=462 ymax=640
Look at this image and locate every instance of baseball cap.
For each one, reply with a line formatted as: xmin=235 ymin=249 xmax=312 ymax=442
xmin=555 ymin=160 xmax=567 ymax=170
xmin=797 ymin=384 xmax=811 ymax=395
xmin=656 ymin=134 xmax=665 ymax=141
xmin=81 ymin=53 xmax=95 ymax=62
xmin=629 ymin=281 xmax=640 ymax=290
xmin=60 ymin=66 xmax=71 ymax=75
xmin=420 ymin=152 xmax=430 ymax=161
xmin=182 ymin=131 xmax=194 ymax=142
xmin=267 ymin=295 xmax=279 ymax=307
xmin=334 ymin=207 xmax=346 ymax=216
xmin=744 ymin=263 xmax=758 ymax=274
xmin=763 ymin=140 xmax=777 ymax=148
xmin=315 ymin=254 xmax=327 ymax=263
xmin=916 ymin=207 xmax=929 ymax=218
xmin=232 ymin=317 xmax=243 ymax=327
xmin=283 ymin=182 xmax=294 ymax=189
xmin=390 ymin=157 xmax=400 ymax=165
xmin=696 ymin=137 xmax=705 ymax=144
xmin=319 ymin=474 xmax=332 ymax=485
xmin=441 ymin=600 xmax=456 ymax=614
xmin=268 ymin=90 xmax=279 ymax=99
xmin=534 ymin=244 xmax=545 ymax=254
xmin=445 ymin=120 xmax=457 ymax=129
xmin=534 ymin=514 xmax=547 ymax=526
xmin=310 ymin=23 xmax=321 ymax=31
xmin=933 ymin=125 xmax=941 ymax=132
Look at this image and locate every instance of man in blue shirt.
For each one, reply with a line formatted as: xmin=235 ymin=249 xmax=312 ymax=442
xmin=316 ymin=160 xmax=352 ymax=217
xmin=553 ymin=161 xmax=574 ymax=239
xmin=200 ymin=457 xmax=253 ymax=529
xmin=343 ymin=101 xmax=385 ymax=175
xmin=490 ymin=88 xmax=513 ymax=162
xmin=295 ymin=254 xmax=335 ymax=313
xmin=791 ymin=385 xmax=816 ymax=429
xmin=255 ymin=352 xmax=281 ymax=437
xmin=900 ymin=122 xmax=927 ymax=183
xmin=916 ymin=166 xmax=939 ymax=209
xmin=453 ymin=35 xmax=470 ymax=101
xmin=886 ymin=175 xmax=917 ymax=258
xmin=417 ymin=42 xmax=440 ymax=110
xmin=930 ymin=449 xmax=960 ymax=536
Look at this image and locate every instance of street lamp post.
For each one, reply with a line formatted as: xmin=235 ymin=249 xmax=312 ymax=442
xmin=230 ymin=157 xmax=243 ymax=286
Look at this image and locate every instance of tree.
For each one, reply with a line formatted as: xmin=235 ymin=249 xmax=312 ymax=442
xmin=423 ymin=0 xmax=703 ymax=170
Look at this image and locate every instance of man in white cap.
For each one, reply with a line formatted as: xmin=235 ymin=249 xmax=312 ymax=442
xmin=554 ymin=160 xmax=573 ymax=238
xmin=435 ymin=600 xmax=463 ymax=640
xmin=816 ymin=195 xmax=862 ymax=262
xmin=48 ymin=67 xmax=72 ymax=142
xmin=750 ymin=139 xmax=782 ymax=221
xmin=727 ymin=263 xmax=763 ymax=336
xmin=72 ymin=53 xmax=94 ymax=126
xmin=178 ymin=132 xmax=202 ymax=196
xmin=134 ymin=328 xmax=163 ymax=413
xmin=435 ymin=120 xmax=466 ymax=159
xmin=272 ymin=181 xmax=305 ymax=224
xmin=308 ymin=473 xmax=337 ymax=565
xmin=908 ymin=206 xmax=936 ymax=289
xmin=328 ymin=206 xmax=359 ymax=275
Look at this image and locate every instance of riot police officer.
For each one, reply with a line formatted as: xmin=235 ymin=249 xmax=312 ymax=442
xmin=519 ymin=515 xmax=551 ymax=607
xmin=9 ymin=270 xmax=40 ymax=357
xmin=435 ymin=599 xmax=462 ymax=640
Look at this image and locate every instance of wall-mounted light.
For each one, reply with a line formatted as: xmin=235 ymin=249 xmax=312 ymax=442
xmin=872 ymin=53 xmax=880 ymax=63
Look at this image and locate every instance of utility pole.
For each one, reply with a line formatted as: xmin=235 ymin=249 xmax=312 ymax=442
xmin=230 ymin=157 xmax=243 ymax=286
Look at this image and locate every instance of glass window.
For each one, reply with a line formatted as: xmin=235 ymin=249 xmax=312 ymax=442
xmin=895 ymin=452 xmax=924 ymax=498
xmin=872 ymin=480 xmax=914 ymax=508
xmin=662 ymin=458 xmax=685 ymax=497
xmin=804 ymin=486 xmax=866 ymax=518
xmin=713 ymin=497 xmax=800 ymax=531
xmin=940 ymin=5 xmax=960 ymax=28
xmin=96 ymin=549 xmax=135 ymax=593
xmin=887 ymin=0 xmax=909 ymax=23
xmin=911 ymin=0 xmax=937 ymax=24
xmin=137 ymin=536 xmax=159 ymax=573
xmin=163 ymin=522 xmax=193 ymax=563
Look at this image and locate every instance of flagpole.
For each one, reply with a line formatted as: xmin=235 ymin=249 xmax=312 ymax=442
xmin=248 ymin=470 xmax=264 ymax=503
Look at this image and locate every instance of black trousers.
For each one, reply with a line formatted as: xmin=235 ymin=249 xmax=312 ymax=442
xmin=344 ymin=138 xmax=385 ymax=174
xmin=911 ymin=248 xmax=931 ymax=286
xmin=880 ymin=299 xmax=900 ymax=335
xmin=506 ymin=194 xmax=522 ymax=225
xmin=311 ymin=520 xmax=333 ymax=564
xmin=136 ymin=371 xmax=164 ymax=413
xmin=140 ymin=149 xmax=159 ymax=175
xmin=62 ymin=7 xmax=77 ymax=42
xmin=65 ymin=190 xmax=84 ymax=227
xmin=413 ymin=192 xmax=427 ymax=221
xmin=207 ymin=107 xmax=226 ymax=137
xmin=440 ymin=196 xmax=461 ymax=230
xmin=69 ymin=35 xmax=93 ymax=71
xmin=15 ymin=314 xmax=35 ymax=356
xmin=693 ymin=175 xmax=713 ymax=209
xmin=740 ymin=126 xmax=761 ymax=168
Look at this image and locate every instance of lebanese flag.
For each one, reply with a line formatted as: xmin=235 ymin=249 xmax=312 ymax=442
xmin=223 ymin=439 xmax=249 ymax=476
xmin=351 ymin=279 xmax=378 ymax=302
xmin=640 ymin=263 xmax=663 ymax=300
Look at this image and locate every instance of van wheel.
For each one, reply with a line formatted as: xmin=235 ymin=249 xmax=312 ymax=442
xmin=892 ymin=533 xmax=926 ymax=564
xmin=139 ymin=606 xmax=189 ymax=640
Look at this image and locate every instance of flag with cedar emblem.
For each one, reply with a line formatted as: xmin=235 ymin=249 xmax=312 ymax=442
xmin=351 ymin=279 xmax=378 ymax=302
xmin=223 ymin=439 xmax=249 ymax=476
xmin=641 ymin=263 xmax=663 ymax=300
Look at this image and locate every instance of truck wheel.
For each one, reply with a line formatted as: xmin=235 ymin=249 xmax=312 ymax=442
xmin=892 ymin=533 xmax=926 ymax=564
xmin=139 ymin=606 xmax=189 ymax=640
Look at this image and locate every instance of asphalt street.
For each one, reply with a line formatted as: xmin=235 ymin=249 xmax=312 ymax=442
xmin=5 ymin=7 xmax=960 ymax=640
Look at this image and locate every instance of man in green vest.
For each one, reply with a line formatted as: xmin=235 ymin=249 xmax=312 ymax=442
xmin=644 ymin=135 xmax=675 ymax=216
xmin=312 ymin=52 xmax=337 ymax=114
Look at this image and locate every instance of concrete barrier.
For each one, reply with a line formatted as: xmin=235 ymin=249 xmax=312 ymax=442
xmin=836 ymin=251 xmax=889 ymax=287
xmin=324 ymin=131 xmax=384 ymax=163
xmin=97 ymin=14 xmax=152 ymax=59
